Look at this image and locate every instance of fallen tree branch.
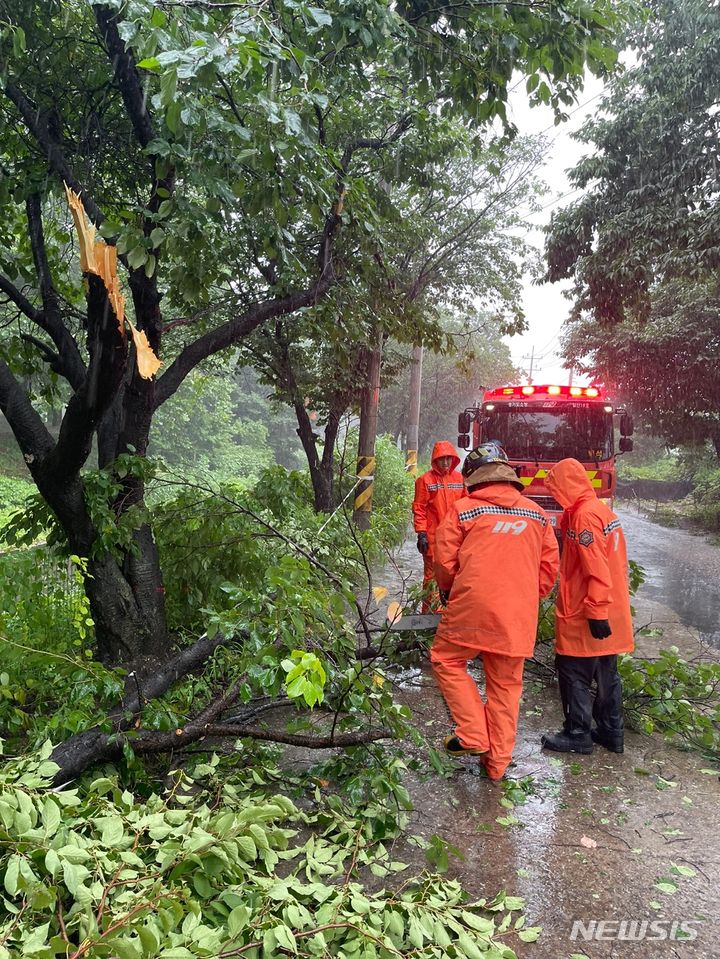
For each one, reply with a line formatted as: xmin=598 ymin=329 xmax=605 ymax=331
xmin=48 ymin=629 xmax=391 ymax=785
xmin=51 ymin=712 xmax=390 ymax=783
xmin=201 ymin=725 xmax=392 ymax=748
xmin=50 ymin=631 xmax=240 ymax=785
xmin=356 ymin=639 xmax=426 ymax=660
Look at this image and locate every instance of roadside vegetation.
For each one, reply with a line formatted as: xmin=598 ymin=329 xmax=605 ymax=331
xmin=617 ymin=440 xmax=720 ymax=535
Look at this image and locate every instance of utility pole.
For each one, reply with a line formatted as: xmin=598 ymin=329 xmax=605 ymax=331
xmin=353 ymin=327 xmax=383 ymax=529
xmin=520 ymin=346 xmax=535 ymax=384
xmin=405 ymin=344 xmax=423 ymax=476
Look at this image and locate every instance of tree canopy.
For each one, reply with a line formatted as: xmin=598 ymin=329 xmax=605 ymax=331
xmin=544 ymin=0 xmax=720 ymax=450
xmin=0 ymin=0 xmax=637 ymax=665
xmin=240 ymin=125 xmax=544 ymax=508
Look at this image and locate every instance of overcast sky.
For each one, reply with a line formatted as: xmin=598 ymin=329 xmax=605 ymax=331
xmin=503 ymin=75 xmax=606 ymax=385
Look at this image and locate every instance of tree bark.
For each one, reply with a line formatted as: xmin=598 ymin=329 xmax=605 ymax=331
xmin=405 ymin=343 xmax=423 ymax=475
xmin=292 ymin=397 xmax=346 ymax=513
xmin=353 ymin=328 xmax=383 ymax=529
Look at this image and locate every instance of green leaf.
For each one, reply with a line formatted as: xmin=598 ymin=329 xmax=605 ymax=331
xmin=236 ymin=835 xmax=257 ymax=861
xmin=100 ymin=816 xmax=125 ymax=846
xmin=127 ymin=245 xmax=148 ymax=269
xmin=456 ymin=931 xmax=486 ymax=959
xmin=42 ymin=798 xmax=61 ymax=836
xmin=136 ymin=57 xmax=161 ymax=71
xmin=461 ymin=912 xmax=494 ymax=934
xmin=62 ymin=860 xmax=90 ymax=895
xmin=308 ymin=8 xmax=332 ymax=27
xmin=228 ymin=904 xmax=252 ymax=936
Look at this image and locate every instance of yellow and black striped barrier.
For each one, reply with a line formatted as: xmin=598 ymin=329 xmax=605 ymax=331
xmin=354 ymin=455 xmax=376 ymax=515
xmin=405 ymin=449 xmax=417 ymax=476
xmin=520 ymin=468 xmax=603 ymax=489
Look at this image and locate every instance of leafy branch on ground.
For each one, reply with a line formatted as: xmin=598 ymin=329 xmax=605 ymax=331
xmin=0 ymin=745 xmax=538 ymax=959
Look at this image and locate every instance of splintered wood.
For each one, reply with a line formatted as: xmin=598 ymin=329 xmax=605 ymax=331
xmin=65 ymin=185 xmax=162 ymax=379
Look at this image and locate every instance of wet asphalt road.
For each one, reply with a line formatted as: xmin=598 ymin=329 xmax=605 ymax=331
xmin=617 ymin=505 xmax=720 ymax=651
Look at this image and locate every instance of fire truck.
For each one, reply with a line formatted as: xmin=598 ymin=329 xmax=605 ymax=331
xmin=457 ymin=384 xmax=634 ymax=527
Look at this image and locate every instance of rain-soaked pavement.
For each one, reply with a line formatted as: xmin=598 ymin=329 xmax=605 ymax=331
xmin=619 ymin=505 xmax=720 ymax=652
xmin=363 ymin=504 xmax=720 ymax=959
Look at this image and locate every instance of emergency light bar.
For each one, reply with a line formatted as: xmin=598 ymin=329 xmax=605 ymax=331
xmin=488 ymin=384 xmax=603 ymax=399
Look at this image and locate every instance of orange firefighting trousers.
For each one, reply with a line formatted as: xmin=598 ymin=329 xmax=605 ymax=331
xmin=430 ymin=641 xmax=525 ymax=779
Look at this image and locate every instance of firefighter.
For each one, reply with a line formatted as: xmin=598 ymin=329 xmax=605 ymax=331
xmin=431 ymin=441 xmax=559 ymax=780
xmin=412 ymin=440 xmax=464 ymax=612
xmin=540 ymin=457 xmax=634 ymax=755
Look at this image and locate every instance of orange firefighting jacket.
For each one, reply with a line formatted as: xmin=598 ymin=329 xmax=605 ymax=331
xmin=433 ymin=483 xmax=559 ymax=657
xmin=412 ymin=441 xmax=464 ymax=542
xmin=545 ymin=458 xmax=634 ymax=657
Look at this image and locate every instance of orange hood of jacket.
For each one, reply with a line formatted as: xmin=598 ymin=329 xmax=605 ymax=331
xmin=431 ymin=440 xmax=460 ymax=472
xmin=545 ymin=458 xmax=596 ymax=511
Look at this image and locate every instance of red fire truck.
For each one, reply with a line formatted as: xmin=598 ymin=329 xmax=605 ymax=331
xmin=457 ymin=384 xmax=634 ymax=527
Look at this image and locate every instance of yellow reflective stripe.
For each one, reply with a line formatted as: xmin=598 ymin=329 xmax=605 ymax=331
xmin=354 ymin=485 xmax=373 ymax=511
xmin=520 ymin=476 xmax=533 ymax=486
xmin=355 ymin=455 xmax=375 ymax=512
xmin=357 ymin=456 xmax=375 ymax=478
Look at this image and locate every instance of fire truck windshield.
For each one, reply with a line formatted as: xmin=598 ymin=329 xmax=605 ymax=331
xmin=484 ymin=403 xmax=613 ymax=462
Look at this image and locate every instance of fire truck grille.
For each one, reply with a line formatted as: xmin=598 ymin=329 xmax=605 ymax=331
xmin=530 ymin=495 xmax=563 ymax=513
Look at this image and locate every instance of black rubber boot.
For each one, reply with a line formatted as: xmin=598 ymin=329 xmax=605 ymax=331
xmin=541 ymin=729 xmax=593 ymax=754
xmin=591 ymin=728 xmax=624 ymax=753
xmin=443 ymin=735 xmax=487 ymax=757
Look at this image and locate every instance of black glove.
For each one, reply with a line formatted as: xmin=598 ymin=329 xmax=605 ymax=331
xmin=588 ymin=618 xmax=612 ymax=640
xmin=438 ymin=589 xmax=450 ymax=606
xmin=416 ymin=532 xmax=429 ymax=554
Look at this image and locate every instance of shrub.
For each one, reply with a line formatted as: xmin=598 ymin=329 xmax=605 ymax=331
xmin=0 ymin=475 xmax=34 ymax=528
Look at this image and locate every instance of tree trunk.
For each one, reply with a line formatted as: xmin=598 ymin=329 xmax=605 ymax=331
xmin=292 ymin=397 xmax=345 ymax=513
xmin=23 ymin=456 xmax=168 ymax=665
xmin=82 ymin=272 xmax=170 ymax=664
xmin=86 ymin=549 xmax=167 ymax=664
xmin=712 ymin=427 xmax=720 ymax=460
xmin=353 ymin=328 xmax=383 ymax=529
xmin=310 ymin=464 xmax=336 ymax=513
xmin=405 ymin=343 xmax=423 ymax=476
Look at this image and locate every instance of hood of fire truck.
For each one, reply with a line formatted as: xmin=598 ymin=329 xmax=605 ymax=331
xmin=430 ymin=441 xmax=460 ymax=472
xmin=545 ymin=458 xmax=598 ymax=510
